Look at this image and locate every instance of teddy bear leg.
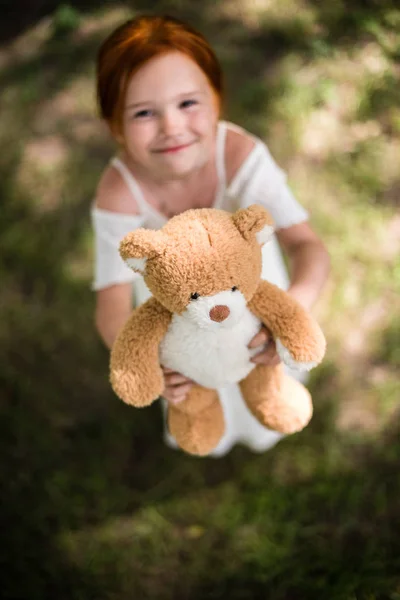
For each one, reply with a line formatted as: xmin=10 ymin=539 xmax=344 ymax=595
xmin=239 ymin=364 xmax=313 ymax=434
xmin=167 ymin=385 xmax=224 ymax=456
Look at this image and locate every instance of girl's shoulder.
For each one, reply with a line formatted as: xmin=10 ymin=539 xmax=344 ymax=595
xmin=223 ymin=122 xmax=260 ymax=185
xmin=94 ymin=160 xmax=139 ymax=215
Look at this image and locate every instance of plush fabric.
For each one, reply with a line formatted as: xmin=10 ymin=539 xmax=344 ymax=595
xmin=110 ymin=205 xmax=326 ymax=456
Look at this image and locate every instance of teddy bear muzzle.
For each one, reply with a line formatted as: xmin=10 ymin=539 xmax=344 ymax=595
xmin=209 ymin=305 xmax=230 ymax=322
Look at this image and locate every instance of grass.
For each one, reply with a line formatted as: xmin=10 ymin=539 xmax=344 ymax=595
xmin=0 ymin=1 xmax=399 ymax=598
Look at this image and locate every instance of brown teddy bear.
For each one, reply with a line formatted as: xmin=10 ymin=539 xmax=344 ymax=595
xmin=110 ymin=205 xmax=326 ymax=456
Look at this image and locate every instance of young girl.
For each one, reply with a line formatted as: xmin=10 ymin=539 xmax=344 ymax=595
xmin=92 ymin=15 xmax=330 ymax=457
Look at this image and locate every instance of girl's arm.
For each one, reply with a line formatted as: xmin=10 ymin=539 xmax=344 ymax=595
xmin=93 ymin=164 xmax=140 ymax=349
xmin=225 ymin=125 xmax=330 ymax=363
xmin=225 ymin=127 xmax=330 ymax=308
xmin=95 ymin=283 xmax=133 ymax=350
xmin=249 ymin=221 xmax=330 ymax=366
xmin=92 ymin=166 xmax=194 ymax=402
xmin=276 ymin=221 xmax=330 ymax=310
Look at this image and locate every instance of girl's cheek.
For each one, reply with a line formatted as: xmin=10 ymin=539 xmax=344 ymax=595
xmin=124 ymin=121 xmax=155 ymax=147
xmin=191 ymin=108 xmax=216 ymax=132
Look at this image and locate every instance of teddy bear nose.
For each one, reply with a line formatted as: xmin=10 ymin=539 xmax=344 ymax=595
xmin=209 ymin=305 xmax=230 ymax=322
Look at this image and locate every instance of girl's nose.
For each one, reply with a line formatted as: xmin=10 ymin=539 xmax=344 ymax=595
xmin=160 ymin=108 xmax=184 ymax=135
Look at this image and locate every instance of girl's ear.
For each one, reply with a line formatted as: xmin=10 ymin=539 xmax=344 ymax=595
xmin=232 ymin=204 xmax=274 ymax=245
xmin=119 ymin=229 xmax=166 ymax=275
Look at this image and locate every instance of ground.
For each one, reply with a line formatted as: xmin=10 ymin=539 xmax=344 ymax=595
xmin=0 ymin=1 xmax=399 ymax=598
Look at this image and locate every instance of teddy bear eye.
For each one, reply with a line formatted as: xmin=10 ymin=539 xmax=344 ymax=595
xmin=231 ymin=286 xmax=238 ymax=292
xmin=190 ymin=292 xmax=200 ymax=300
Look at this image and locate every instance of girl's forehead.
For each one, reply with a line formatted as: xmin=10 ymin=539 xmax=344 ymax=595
xmin=125 ymin=52 xmax=212 ymax=103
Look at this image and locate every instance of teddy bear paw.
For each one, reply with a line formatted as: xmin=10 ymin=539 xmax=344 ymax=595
xmin=110 ymin=369 xmax=161 ymax=407
xmin=275 ymin=339 xmax=319 ymax=372
xmin=268 ymin=376 xmax=313 ymax=434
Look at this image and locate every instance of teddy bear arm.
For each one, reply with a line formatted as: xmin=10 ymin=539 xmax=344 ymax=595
xmin=110 ymin=298 xmax=172 ymax=407
xmin=249 ymin=281 xmax=326 ymax=370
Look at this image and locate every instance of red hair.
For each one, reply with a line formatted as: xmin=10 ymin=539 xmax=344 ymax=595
xmin=96 ymin=15 xmax=223 ymax=131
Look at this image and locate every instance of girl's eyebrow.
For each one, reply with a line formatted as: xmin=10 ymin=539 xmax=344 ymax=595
xmin=125 ymin=90 xmax=205 ymax=110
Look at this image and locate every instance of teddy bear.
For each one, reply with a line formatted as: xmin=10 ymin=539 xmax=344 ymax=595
xmin=110 ymin=205 xmax=326 ymax=456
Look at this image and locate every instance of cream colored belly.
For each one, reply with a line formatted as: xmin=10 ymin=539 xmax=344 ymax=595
xmin=159 ymin=308 xmax=261 ymax=389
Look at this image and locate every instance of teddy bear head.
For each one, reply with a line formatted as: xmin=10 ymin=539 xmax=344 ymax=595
xmin=120 ymin=205 xmax=274 ymax=327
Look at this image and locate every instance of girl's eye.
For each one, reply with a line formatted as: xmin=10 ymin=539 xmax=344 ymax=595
xmin=190 ymin=292 xmax=200 ymax=300
xmin=180 ymin=99 xmax=198 ymax=109
xmin=133 ymin=109 xmax=154 ymax=119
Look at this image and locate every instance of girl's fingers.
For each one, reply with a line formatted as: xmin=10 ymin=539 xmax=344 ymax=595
xmin=252 ymin=356 xmax=281 ymax=366
xmin=162 ymin=367 xmax=193 ymax=386
xmin=164 ymin=372 xmax=193 ymax=386
xmin=251 ymin=352 xmax=281 ymax=365
xmin=249 ymin=326 xmax=279 ymax=366
xmin=164 ymin=382 xmax=193 ymax=404
xmin=169 ymin=395 xmax=188 ymax=405
xmin=248 ymin=326 xmax=270 ymax=349
xmin=161 ymin=367 xmax=194 ymax=404
xmin=251 ymin=341 xmax=281 ymax=366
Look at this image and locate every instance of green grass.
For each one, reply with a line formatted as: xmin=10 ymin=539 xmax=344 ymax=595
xmin=1 ymin=1 xmax=399 ymax=598
xmin=372 ymin=317 xmax=400 ymax=368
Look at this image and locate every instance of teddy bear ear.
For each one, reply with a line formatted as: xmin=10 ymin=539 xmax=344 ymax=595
xmin=232 ymin=204 xmax=274 ymax=245
xmin=119 ymin=229 xmax=166 ymax=275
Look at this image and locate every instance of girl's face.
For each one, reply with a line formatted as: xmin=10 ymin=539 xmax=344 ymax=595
xmin=119 ymin=51 xmax=220 ymax=181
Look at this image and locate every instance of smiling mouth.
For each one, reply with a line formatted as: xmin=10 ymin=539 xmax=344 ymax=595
xmin=153 ymin=142 xmax=194 ymax=154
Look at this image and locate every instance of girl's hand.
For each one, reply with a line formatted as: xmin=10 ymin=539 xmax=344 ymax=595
xmin=249 ymin=325 xmax=281 ymax=366
xmin=162 ymin=367 xmax=194 ymax=405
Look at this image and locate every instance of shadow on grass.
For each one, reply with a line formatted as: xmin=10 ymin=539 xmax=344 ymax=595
xmin=2 ymin=304 xmax=399 ymax=599
xmin=192 ymin=433 xmax=400 ymax=600
xmin=0 ymin=0 xmax=117 ymax=44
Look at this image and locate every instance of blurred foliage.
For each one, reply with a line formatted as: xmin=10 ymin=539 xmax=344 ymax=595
xmin=51 ymin=4 xmax=82 ymax=36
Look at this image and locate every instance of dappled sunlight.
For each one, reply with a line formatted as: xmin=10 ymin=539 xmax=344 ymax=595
xmin=269 ymin=42 xmax=396 ymax=159
xmin=57 ymin=412 xmax=400 ymax=597
xmin=0 ymin=17 xmax=52 ymax=70
xmin=70 ymin=6 xmax=131 ymax=42
xmin=380 ymin=138 xmax=400 ymax=186
xmin=15 ymin=135 xmax=69 ymax=212
xmin=219 ymin=0 xmax=270 ymax=29
xmin=35 ymin=77 xmax=95 ymax=130
xmin=221 ymin=0 xmax=317 ymax=31
xmin=32 ymin=74 xmax=105 ymax=149
xmin=1 ymin=0 xmax=400 ymax=597
xmin=333 ymin=295 xmax=399 ymax=434
xmin=301 ymin=113 xmax=382 ymax=159
xmin=343 ymin=298 xmax=390 ymax=358
xmin=381 ymin=214 xmax=400 ymax=259
xmin=336 ymin=390 xmax=382 ymax=433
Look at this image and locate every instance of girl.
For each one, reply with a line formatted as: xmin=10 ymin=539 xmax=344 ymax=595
xmin=92 ymin=15 xmax=330 ymax=456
